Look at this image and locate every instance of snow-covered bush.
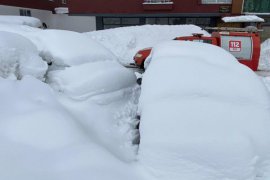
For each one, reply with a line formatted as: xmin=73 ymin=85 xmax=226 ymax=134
xmin=0 ymin=31 xmax=47 ymax=80
xmin=85 ymin=25 xmax=209 ymax=63
xmin=138 ymin=41 xmax=270 ymax=180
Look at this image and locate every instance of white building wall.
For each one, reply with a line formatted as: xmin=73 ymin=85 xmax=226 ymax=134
xmin=0 ymin=5 xmax=96 ymax=32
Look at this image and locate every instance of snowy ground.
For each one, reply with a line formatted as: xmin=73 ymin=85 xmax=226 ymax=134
xmin=0 ymin=19 xmax=270 ymax=180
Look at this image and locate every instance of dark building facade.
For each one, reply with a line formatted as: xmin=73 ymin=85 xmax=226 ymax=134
xmin=0 ymin=0 xmax=67 ymax=12
xmin=68 ymin=0 xmax=243 ymax=30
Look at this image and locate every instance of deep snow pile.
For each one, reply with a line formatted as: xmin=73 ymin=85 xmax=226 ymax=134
xmin=0 ymin=76 xmax=142 ymax=180
xmin=0 ymin=31 xmax=47 ymax=80
xmin=0 ymin=15 xmax=42 ymax=27
xmin=259 ymin=39 xmax=270 ymax=71
xmin=0 ymin=23 xmax=142 ymax=179
xmin=48 ymin=61 xmax=136 ymax=100
xmin=27 ymin=29 xmax=141 ymax=161
xmin=85 ymin=25 xmax=209 ymax=63
xmin=32 ymin=30 xmax=118 ymax=67
xmin=262 ymin=77 xmax=270 ymax=92
xmin=138 ymin=41 xmax=270 ymax=180
xmin=222 ymin=15 xmax=265 ymax=23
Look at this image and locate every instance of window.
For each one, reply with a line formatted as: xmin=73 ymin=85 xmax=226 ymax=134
xmin=103 ymin=18 xmax=121 ymax=25
xmin=102 ymin=17 xmax=141 ymax=29
xmin=146 ymin=18 xmax=168 ymax=25
xmin=201 ymin=0 xmax=232 ymax=4
xmin=20 ymin=9 xmax=31 ymax=16
xmin=122 ymin=18 xmax=140 ymax=25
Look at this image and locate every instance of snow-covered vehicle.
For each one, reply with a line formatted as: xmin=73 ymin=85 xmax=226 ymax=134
xmin=138 ymin=40 xmax=270 ymax=180
xmin=134 ymin=26 xmax=262 ymax=71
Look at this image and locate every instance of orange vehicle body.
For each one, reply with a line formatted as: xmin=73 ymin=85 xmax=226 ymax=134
xmin=134 ymin=32 xmax=261 ymax=71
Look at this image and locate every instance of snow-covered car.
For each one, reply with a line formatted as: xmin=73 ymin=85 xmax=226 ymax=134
xmin=138 ymin=41 xmax=270 ymax=180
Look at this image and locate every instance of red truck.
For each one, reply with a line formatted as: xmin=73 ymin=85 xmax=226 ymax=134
xmin=133 ymin=27 xmax=261 ymax=71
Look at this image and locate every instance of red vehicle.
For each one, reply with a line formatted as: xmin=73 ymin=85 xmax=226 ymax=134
xmin=133 ymin=27 xmax=261 ymax=71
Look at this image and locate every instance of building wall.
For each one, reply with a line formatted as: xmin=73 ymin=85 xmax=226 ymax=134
xmin=0 ymin=0 xmax=61 ymax=11
xmin=68 ymin=0 xmax=229 ymax=14
xmin=231 ymin=0 xmax=244 ymax=14
xmin=0 ymin=5 xmax=96 ymax=32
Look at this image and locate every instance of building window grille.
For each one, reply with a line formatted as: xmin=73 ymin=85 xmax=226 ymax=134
xmin=143 ymin=0 xmax=173 ymax=4
xmin=201 ymin=0 xmax=232 ymax=4
xmin=20 ymin=9 xmax=31 ymax=16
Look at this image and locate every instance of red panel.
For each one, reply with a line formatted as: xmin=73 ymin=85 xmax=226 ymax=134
xmin=0 ymin=0 xmax=64 ymax=11
xmin=68 ymin=0 xmax=230 ymax=14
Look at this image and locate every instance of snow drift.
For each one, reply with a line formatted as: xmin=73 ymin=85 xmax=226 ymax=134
xmin=0 ymin=76 xmax=142 ymax=180
xmin=259 ymin=39 xmax=270 ymax=71
xmin=138 ymin=41 xmax=270 ymax=180
xmin=47 ymin=61 xmax=136 ymax=100
xmin=85 ymin=25 xmax=209 ymax=63
xmin=33 ymin=30 xmax=117 ymax=67
xmin=0 ymin=31 xmax=47 ymax=80
xmin=0 ymin=15 xmax=42 ymax=28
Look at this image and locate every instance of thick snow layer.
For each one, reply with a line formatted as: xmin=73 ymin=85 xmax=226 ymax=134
xmin=0 ymin=76 xmax=143 ymax=180
xmin=222 ymin=15 xmax=265 ymax=23
xmin=0 ymin=15 xmax=42 ymax=27
xmin=47 ymin=61 xmax=136 ymax=100
xmin=85 ymin=25 xmax=209 ymax=63
xmin=33 ymin=30 xmax=117 ymax=67
xmin=0 ymin=23 xmax=41 ymax=35
xmin=262 ymin=77 xmax=270 ymax=92
xmin=138 ymin=41 xmax=270 ymax=180
xmin=259 ymin=39 xmax=270 ymax=71
xmin=0 ymin=31 xmax=47 ymax=80
xmin=47 ymin=59 xmax=140 ymax=161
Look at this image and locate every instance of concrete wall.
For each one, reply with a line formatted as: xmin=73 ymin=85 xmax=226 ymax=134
xmin=49 ymin=14 xmax=96 ymax=32
xmin=0 ymin=5 xmax=96 ymax=32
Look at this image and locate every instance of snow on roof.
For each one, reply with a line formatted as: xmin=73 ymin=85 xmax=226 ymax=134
xmin=0 ymin=16 xmax=42 ymax=28
xmin=222 ymin=15 xmax=265 ymax=23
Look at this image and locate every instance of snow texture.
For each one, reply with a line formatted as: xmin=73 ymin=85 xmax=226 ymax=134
xmin=0 ymin=22 xmax=270 ymax=180
xmin=0 ymin=76 xmax=143 ymax=180
xmin=222 ymin=15 xmax=265 ymax=23
xmin=262 ymin=77 xmax=270 ymax=92
xmin=85 ymin=25 xmax=209 ymax=63
xmin=33 ymin=30 xmax=118 ymax=67
xmin=0 ymin=15 xmax=42 ymax=27
xmin=138 ymin=41 xmax=270 ymax=180
xmin=47 ymin=61 xmax=136 ymax=100
xmin=259 ymin=39 xmax=270 ymax=71
xmin=0 ymin=31 xmax=47 ymax=80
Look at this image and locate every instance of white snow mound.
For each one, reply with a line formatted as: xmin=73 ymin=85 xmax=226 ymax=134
xmin=259 ymin=38 xmax=270 ymax=71
xmin=0 ymin=76 xmax=142 ymax=180
xmin=0 ymin=15 xmax=42 ymax=27
xmin=0 ymin=31 xmax=47 ymax=80
xmin=34 ymin=30 xmax=117 ymax=67
xmin=138 ymin=41 xmax=270 ymax=180
xmin=85 ymin=25 xmax=209 ymax=63
xmin=222 ymin=15 xmax=265 ymax=23
xmin=47 ymin=61 xmax=136 ymax=100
